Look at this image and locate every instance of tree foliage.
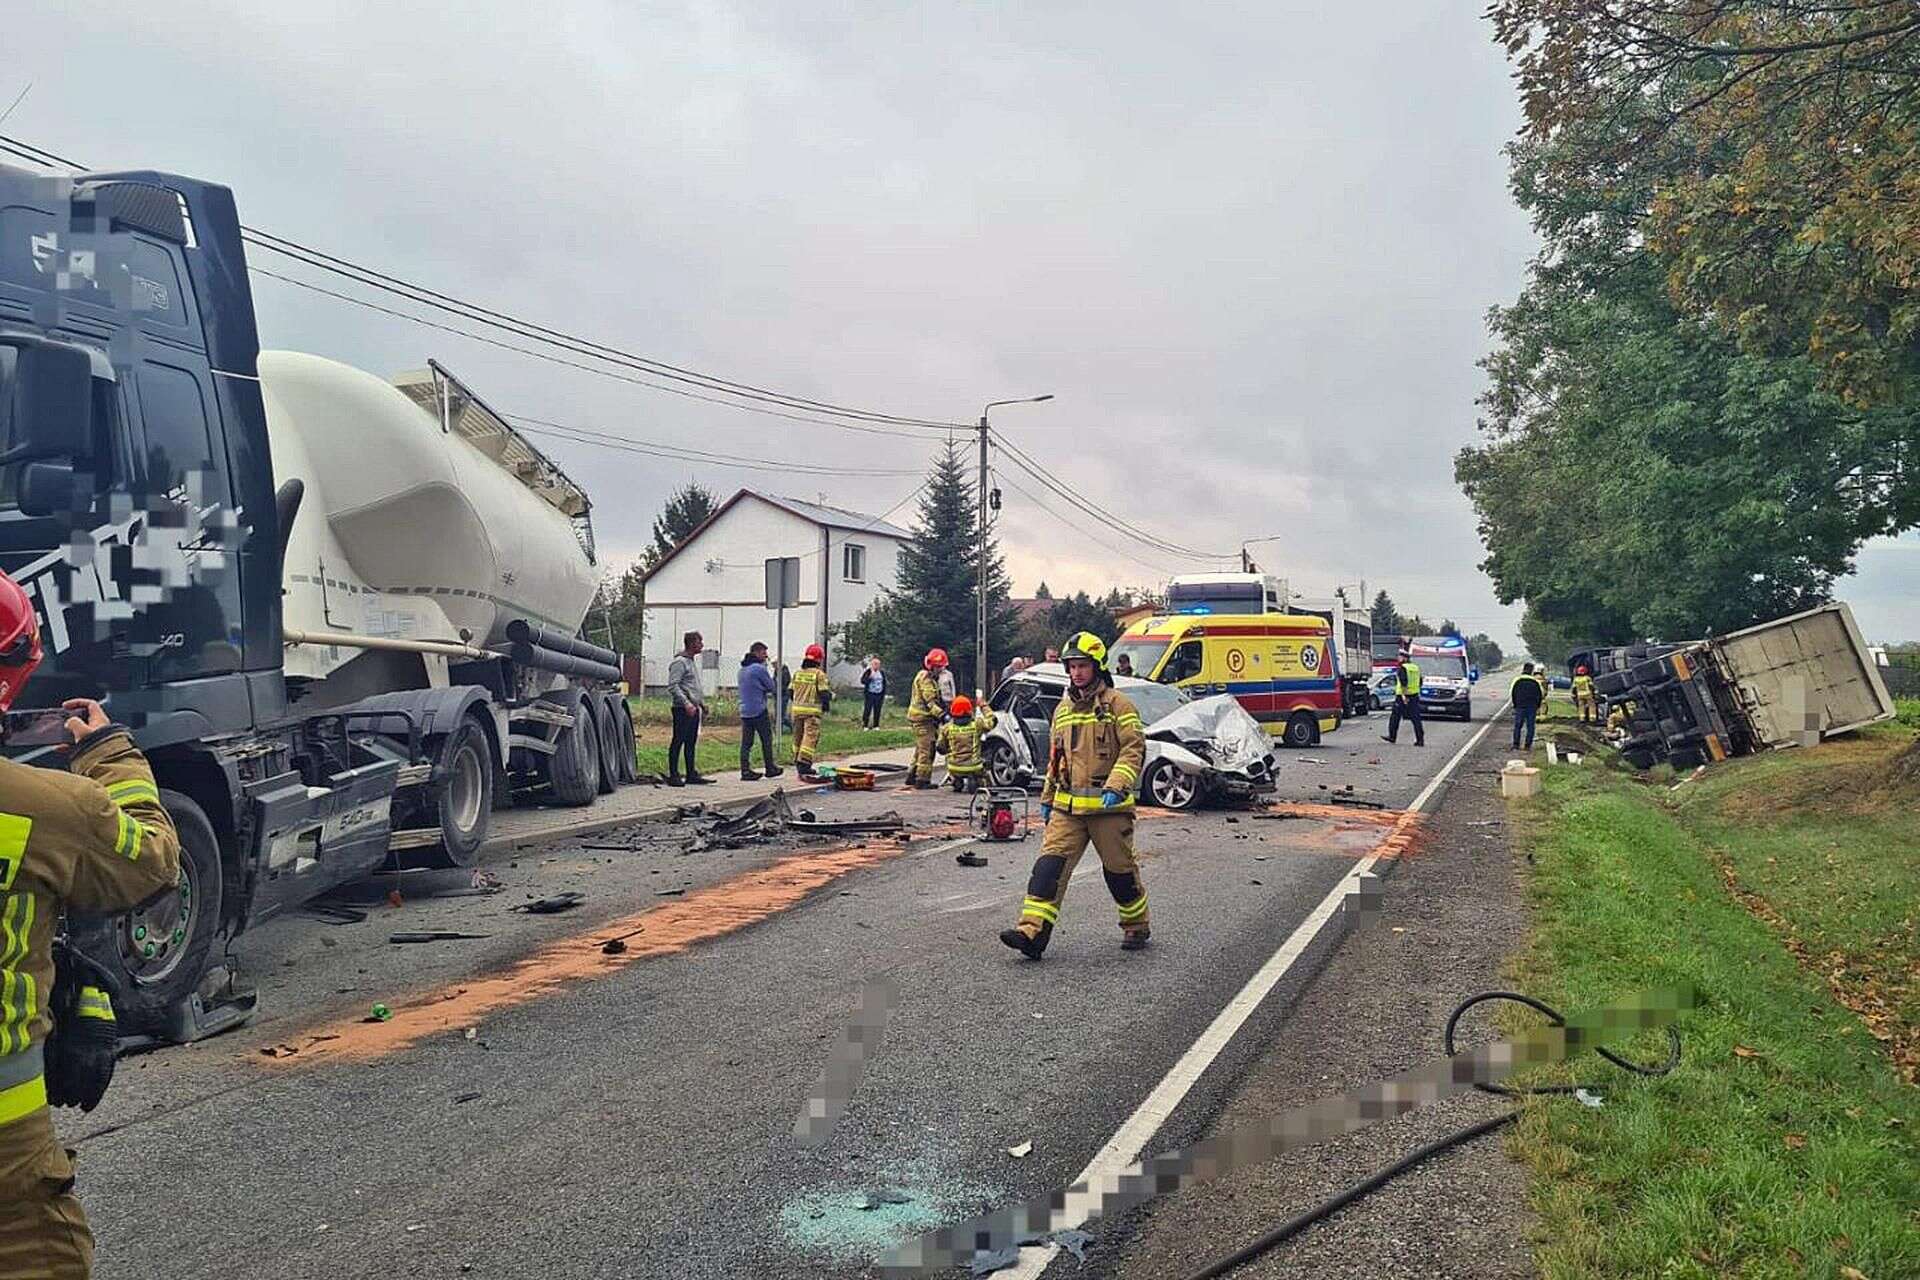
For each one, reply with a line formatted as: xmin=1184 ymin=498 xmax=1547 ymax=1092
xmin=642 ymin=482 xmax=720 ymax=569
xmin=1461 ymin=9 xmax=1920 ymax=639
xmin=1018 ymin=591 xmax=1117 ymax=661
xmin=1489 ymin=0 xmax=1920 ymax=405
xmin=1370 ymin=590 xmax=1403 ymax=636
xmin=833 ymin=445 xmax=1019 ymax=698
xmin=1466 ymin=633 xmax=1505 ymax=672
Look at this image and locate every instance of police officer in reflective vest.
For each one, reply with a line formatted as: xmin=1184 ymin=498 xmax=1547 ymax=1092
xmin=905 ymin=648 xmax=950 ymax=790
xmin=788 ymin=644 xmax=832 ymax=778
xmin=1001 ymin=632 xmax=1150 ymax=958
xmin=0 ymin=572 xmax=182 ymax=1279
xmin=936 ymin=695 xmax=995 ymax=793
xmin=1382 ymin=643 xmax=1425 ymax=746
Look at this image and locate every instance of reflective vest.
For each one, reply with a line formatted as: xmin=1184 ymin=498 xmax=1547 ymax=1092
xmin=1040 ymin=684 xmax=1146 ymax=813
xmin=789 ymin=667 xmax=829 ymax=717
xmin=907 ymin=670 xmax=945 ymax=723
xmin=1396 ymin=661 xmax=1422 ymax=696
xmin=937 ymin=708 xmax=997 ymax=774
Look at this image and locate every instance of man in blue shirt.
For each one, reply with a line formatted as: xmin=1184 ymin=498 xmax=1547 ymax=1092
xmin=737 ymin=643 xmax=783 ymax=781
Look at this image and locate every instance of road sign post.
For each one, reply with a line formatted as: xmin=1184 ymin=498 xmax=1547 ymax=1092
xmin=766 ymin=557 xmax=801 ymax=738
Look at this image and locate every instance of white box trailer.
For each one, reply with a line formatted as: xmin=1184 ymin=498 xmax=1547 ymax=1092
xmin=1699 ymin=602 xmax=1896 ymax=750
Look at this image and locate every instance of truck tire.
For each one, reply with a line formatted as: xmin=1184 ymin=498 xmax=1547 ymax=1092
xmin=615 ymin=697 xmax=640 ymax=784
xmin=1282 ymin=711 xmax=1317 ymax=748
xmin=542 ymin=688 xmax=602 ymax=806
xmin=73 ymin=790 xmax=224 ymax=1036
xmin=592 ymin=694 xmax=621 ymax=795
xmin=423 ymin=715 xmax=494 ymax=868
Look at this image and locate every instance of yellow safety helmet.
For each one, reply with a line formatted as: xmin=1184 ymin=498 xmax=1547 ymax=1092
xmin=1061 ymin=631 xmax=1108 ymax=668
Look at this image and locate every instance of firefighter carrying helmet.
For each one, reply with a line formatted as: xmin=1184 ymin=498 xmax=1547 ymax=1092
xmin=1061 ymin=631 xmax=1107 ymax=669
xmin=0 ymin=571 xmax=44 ymax=711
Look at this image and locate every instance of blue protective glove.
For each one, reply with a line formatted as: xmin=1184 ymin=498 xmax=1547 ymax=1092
xmin=1100 ymin=789 xmax=1123 ymax=809
xmin=1039 ymin=803 xmax=1053 ymax=824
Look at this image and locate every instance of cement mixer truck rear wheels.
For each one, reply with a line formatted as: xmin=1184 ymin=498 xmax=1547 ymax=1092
xmin=592 ymin=694 xmax=621 ymax=795
xmin=427 ymin=716 xmax=495 ymax=867
xmin=615 ymin=698 xmax=640 ymax=783
xmin=542 ymin=687 xmax=602 ymax=806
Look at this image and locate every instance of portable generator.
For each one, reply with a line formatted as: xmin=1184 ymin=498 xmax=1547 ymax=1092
xmin=969 ymin=788 xmax=1031 ymax=842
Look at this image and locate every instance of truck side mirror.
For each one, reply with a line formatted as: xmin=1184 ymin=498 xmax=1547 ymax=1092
xmin=17 ymin=461 xmax=77 ymax=517
xmin=1 ymin=337 xmax=96 ymax=466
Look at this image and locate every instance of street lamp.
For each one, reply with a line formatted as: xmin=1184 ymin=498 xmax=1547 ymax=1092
xmin=978 ymin=395 xmax=1053 ymax=695
xmin=1240 ymin=534 xmax=1288 ymax=575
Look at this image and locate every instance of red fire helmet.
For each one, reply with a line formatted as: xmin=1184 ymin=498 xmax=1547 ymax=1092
xmin=0 ymin=573 xmax=45 ymax=711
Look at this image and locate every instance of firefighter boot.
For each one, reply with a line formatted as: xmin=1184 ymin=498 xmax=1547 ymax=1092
xmin=1121 ymin=927 xmax=1152 ymax=951
xmin=998 ymin=922 xmax=1050 ymax=960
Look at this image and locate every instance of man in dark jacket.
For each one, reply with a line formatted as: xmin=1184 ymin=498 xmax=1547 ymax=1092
xmin=737 ymin=644 xmax=783 ymax=781
xmin=1510 ymin=662 xmax=1546 ymax=749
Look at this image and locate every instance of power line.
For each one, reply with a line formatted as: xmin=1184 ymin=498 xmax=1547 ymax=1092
xmin=511 ymin=414 xmax=924 ymax=476
xmin=0 ymin=132 xmax=967 ymax=433
xmin=990 ymin=429 xmax=1236 ymax=562
xmin=992 ymin=468 xmax=1181 ymax=575
xmin=248 ymin=267 xmax=946 ymax=441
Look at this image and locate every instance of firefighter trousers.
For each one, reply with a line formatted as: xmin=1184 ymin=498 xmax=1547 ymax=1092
xmin=793 ymin=714 xmax=821 ymax=766
xmin=1015 ymin=810 xmax=1148 ymax=943
xmin=909 ymin=721 xmax=939 ymax=783
xmin=0 ymin=1111 xmax=96 ymax=1279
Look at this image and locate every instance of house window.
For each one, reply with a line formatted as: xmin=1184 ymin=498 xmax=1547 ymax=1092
xmin=843 ymin=543 xmax=866 ymax=583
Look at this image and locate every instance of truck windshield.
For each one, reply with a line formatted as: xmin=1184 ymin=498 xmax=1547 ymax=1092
xmin=1110 ymin=637 xmax=1171 ymax=679
xmin=1166 ymin=585 xmax=1266 ymax=615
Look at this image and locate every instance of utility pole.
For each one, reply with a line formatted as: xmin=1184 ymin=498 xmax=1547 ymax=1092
xmin=978 ymin=395 xmax=1054 ymax=697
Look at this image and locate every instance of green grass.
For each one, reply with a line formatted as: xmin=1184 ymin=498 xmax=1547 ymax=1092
xmin=625 ymin=694 xmax=917 ymax=777
xmin=1503 ymin=726 xmax=1920 ymax=1279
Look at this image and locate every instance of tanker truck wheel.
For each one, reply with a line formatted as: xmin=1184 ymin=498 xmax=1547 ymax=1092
xmin=615 ymin=698 xmax=640 ymax=783
xmin=71 ymin=790 xmax=224 ymax=1036
xmin=423 ymin=715 xmax=495 ymax=867
xmin=592 ymin=694 xmax=621 ymax=795
xmin=542 ymin=688 xmax=602 ymax=806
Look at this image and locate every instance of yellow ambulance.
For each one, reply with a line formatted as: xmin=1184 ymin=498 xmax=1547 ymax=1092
xmin=1111 ymin=612 xmax=1342 ymax=746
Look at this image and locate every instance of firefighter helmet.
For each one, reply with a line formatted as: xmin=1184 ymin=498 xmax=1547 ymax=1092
xmin=804 ymin=643 xmax=825 ymax=662
xmin=1061 ymin=632 xmax=1107 ymax=668
xmin=0 ymin=573 xmax=44 ymax=712
xmin=924 ymin=648 xmax=948 ymax=669
xmin=1576 ymin=665 xmax=1589 ymax=675
xmin=949 ymin=695 xmax=973 ymax=718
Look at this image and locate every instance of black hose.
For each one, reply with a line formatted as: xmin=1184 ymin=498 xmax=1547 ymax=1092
xmin=1177 ymin=991 xmax=1681 ymax=1280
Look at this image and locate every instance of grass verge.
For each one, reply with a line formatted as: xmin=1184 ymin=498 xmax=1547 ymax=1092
xmin=625 ymin=694 xmax=917 ymax=777
xmin=1503 ymin=714 xmax=1919 ymax=1278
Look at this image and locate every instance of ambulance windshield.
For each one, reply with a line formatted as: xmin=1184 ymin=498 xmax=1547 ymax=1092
xmin=1110 ymin=637 xmax=1172 ymax=680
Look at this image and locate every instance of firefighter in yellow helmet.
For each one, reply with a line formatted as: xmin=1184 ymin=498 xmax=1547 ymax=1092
xmin=936 ymin=694 xmax=996 ymax=794
xmin=1000 ymin=632 xmax=1150 ymax=958
xmin=788 ymin=643 xmax=832 ymax=778
xmin=905 ymin=647 xmax=950 ymax=790
xmin=0 ymin=571 xmax=182 ymax=1278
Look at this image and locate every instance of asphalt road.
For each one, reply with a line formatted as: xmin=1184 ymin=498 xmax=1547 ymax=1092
xmin=69 ymin=705 xmax=1490 ymax=1279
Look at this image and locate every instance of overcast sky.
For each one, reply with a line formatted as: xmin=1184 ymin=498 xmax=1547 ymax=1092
xmin=13 ymin=2 xmax=1916 ymax=649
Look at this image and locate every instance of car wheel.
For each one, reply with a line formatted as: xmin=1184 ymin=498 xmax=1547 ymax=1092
xmin=985 ymin=740 xmax=1020 ymax=788
xmin=1283 ymin=712 xmax=1316 ymax=748
xmin=1145 ymin=759 xmax=1199 ymax=810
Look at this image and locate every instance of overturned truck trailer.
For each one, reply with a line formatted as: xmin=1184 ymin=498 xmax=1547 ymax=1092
xmin=1606 ymin=603 xmax=1895 ymax=770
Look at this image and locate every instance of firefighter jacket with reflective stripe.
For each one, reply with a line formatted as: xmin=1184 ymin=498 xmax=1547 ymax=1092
xmin=937 ymin=708 xmax=997 ymax=774
xmin=907 ymin=670 xmax=946 ymax=723
xmin=0 ymin=728 xmax=180 ymax=1129
xmin=1039 ymin=683 xmax=1145 ymax=813
xmin=1571 ymin=674 xmax=1595 ymax=699
xmin=1395 ymin=661 xmax=1422 ymax=696
xmin=789 ymin=666 xmax=830 ymax=718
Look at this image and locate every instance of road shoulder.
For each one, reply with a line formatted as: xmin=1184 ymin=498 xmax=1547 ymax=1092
xmin=1100 ymin=726 xmax=1535 ymax=1279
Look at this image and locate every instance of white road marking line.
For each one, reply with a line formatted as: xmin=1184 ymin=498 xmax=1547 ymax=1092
xmin=1000 ymin=703 xmax=1510 ymax=1278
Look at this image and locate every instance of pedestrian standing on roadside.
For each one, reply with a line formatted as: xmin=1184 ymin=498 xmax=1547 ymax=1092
xmin=737 ymin=643 xmax=783 ymax=781
xmin=665 ymin=631 xmax=713 ymax=787
xmin=776 ymin=660 xmax=794 ymax=731
xmin=1509 ymin=661 xmax=1545 ymax=751
xmin=860 ymin=656 xmax=886 ymax=730
xmin=1381 ymin=643 xmax=1425 ymax=746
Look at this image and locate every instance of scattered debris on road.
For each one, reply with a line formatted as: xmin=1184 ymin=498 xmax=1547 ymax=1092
xmin=1005 ymin=1140 xmax=1033 ymax=1158
xmin=388 ymin=931 xmax=491 ymax=944
xmin=511 ymin=892 xmax=585 ymax=914
xmin=453 ymin=1091 xmax=481 ymax=1105
xmin=366 ymin=1003 xmax=393 ymax=1023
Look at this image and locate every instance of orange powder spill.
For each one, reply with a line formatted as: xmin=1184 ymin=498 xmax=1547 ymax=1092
xmin=267 ymin=836 xmax=917 ymax=1064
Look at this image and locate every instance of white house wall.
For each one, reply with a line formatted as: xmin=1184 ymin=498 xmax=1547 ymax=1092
xmin=640 ymin=494 xmax=905 ymax=689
